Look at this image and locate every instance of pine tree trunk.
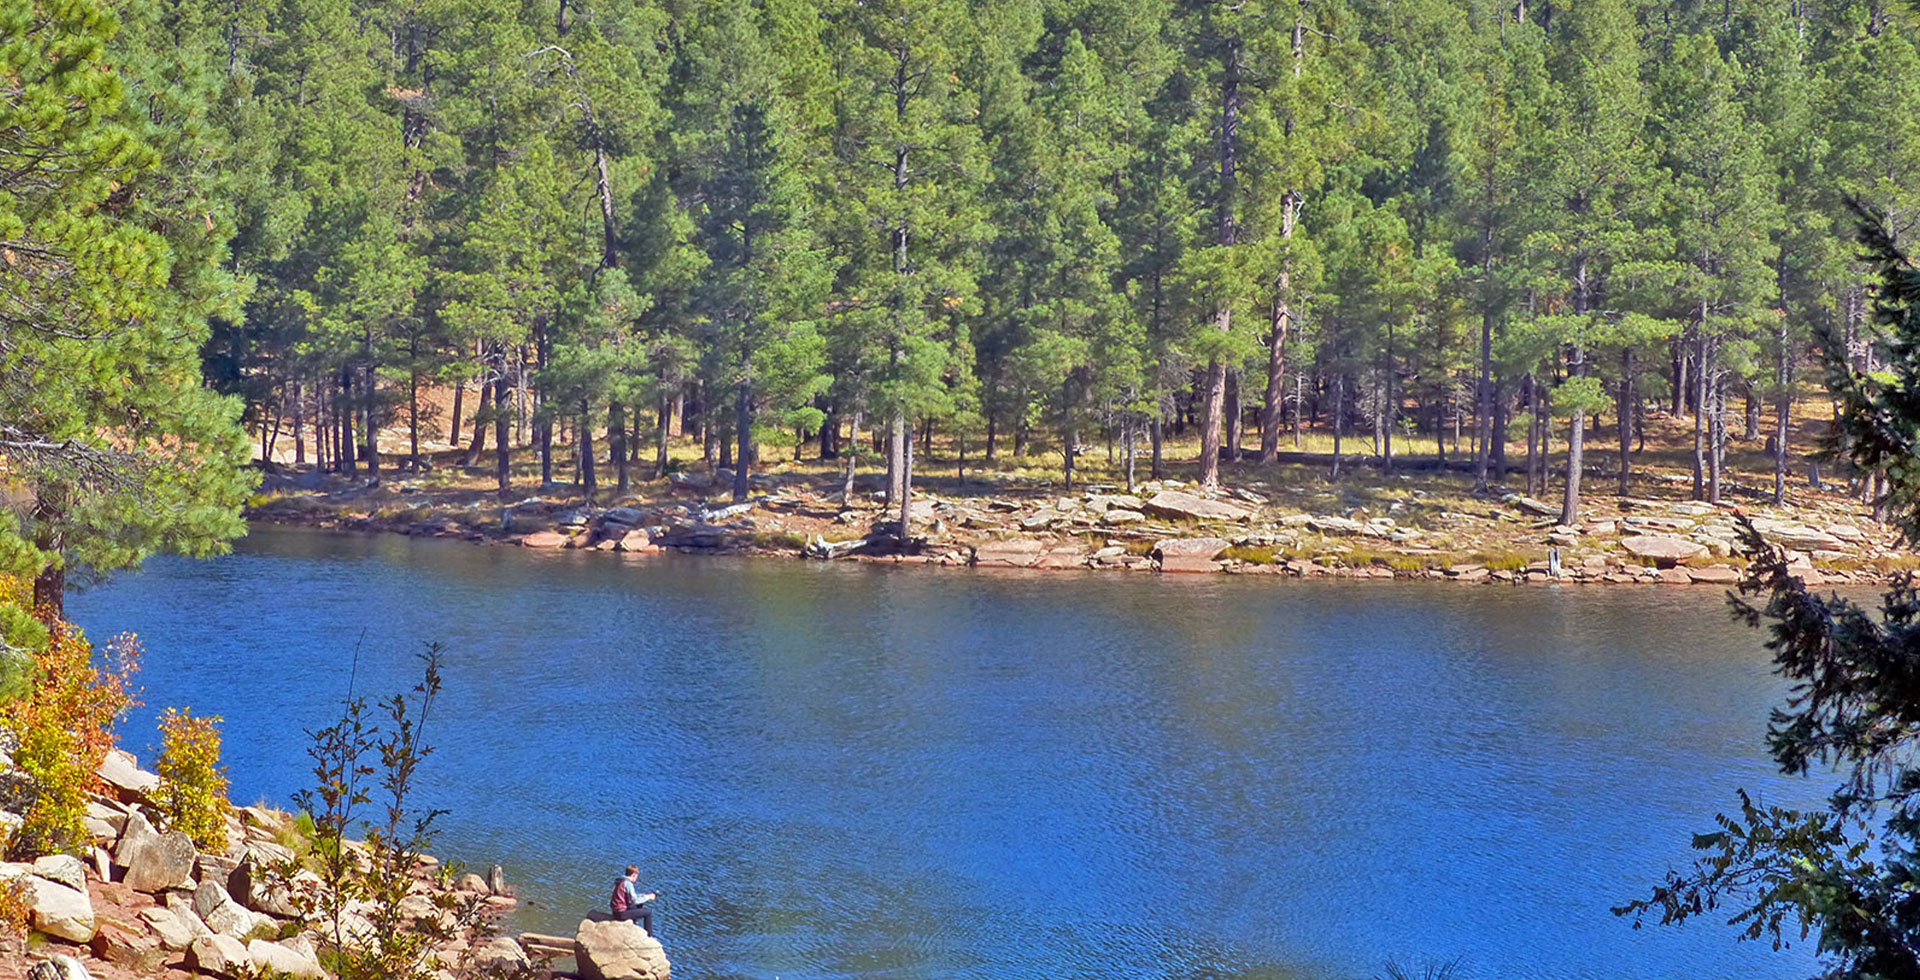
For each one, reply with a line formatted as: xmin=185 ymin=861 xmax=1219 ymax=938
xmin=843 ymin=409 xmax=861 ymax=501
xmin=1149 ymin=413 xmax=1164 ymax=480
xmin=463 ymin=379 xmax=491 ymax=467
xmin=363 ymin=358 xmax=380 ymax=481
xmin=1260 ymin=197 xmax=1297 ymax=463
xmin=1617 ymin=350 xmax=1633 ymax=497
xmin=1692 ymin=313 xmax=1708 ymax=500
xmin=449 ymin=380 xmax=464 ymax=447
xmin=1199 ymin=358 xmax=1226 ymax=488
xmin=1708 ymin=371 xmax=1724 ymax=504
xmin=611 ymin=403 xmax=628 ymax=495
xmin=899 ymin=411 xmax=914 ymax=546
xmin=1775 ymin=323 xmax=1791 ymax=505
xmin=655 ymin=394 xmax=671 ymax=479
xmin=1200 ymin=35 xmax=1240 ymax=491
xmin=734 ymin=369 xmax=752 ymax=505
xmin=580 ymin=400 xmax=596 ymax=497
xmin=293 ymin=382 xmax=306 ymax=465
xmin=494 ymin=374 xmax=511 ymax=499
xmin=537 ymin=326 xmax=552 ymax=486
xmin=1224 ymin=369 xmax=1241 ymax=464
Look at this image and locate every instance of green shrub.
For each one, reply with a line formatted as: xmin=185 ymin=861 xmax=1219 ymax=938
xmin=1470 ymin=551 xmax=1530 ymax=572
xmin=1220 ymin=545 xmax=1279 ymax=564
xmin=154 ymin=707 xmax=231 ymax=852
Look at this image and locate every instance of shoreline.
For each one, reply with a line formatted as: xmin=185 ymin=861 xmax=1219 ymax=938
xmin=247 ymin=467 xmax=1911 ymax=588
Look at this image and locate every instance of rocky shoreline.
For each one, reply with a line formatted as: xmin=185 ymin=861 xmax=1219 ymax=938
xmin=251 ymin=468 xmax=1913 ymax=587
xmin=2 ymin=747 xmax=671 ymax=980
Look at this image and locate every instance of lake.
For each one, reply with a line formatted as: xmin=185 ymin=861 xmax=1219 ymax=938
xmin=69 ymin=525 xmax=1827 ymax=980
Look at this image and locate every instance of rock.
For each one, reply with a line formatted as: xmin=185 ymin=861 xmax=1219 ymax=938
xmin=238 ymin=805 xmax=292 ymax=836
xmin=26 ymin=956 xmax=91 ymax=980
xmin=1141 ymin=490 xmax=1253 ymax=523
xmin=32 ymin=854 xmax=85 ymax=892
xmin=1310 ymin=515 xmax=1386 ymax=538
xmin=23 ymin=873 xmax=95 ymax=941
xmin=140 ymin=906 xmax=199 ymax=951
xmin=489 ymin=864 xmax=508 ymax=895
xmin=115 ymin=811 xmax=196 ymax=892
xmin=86 ymin=801 xmax=128 ymax=837
xmin=97 ymin=749 xmax=158 ymax=802
xmin=973 ymin=538 xmax=1045 ymax=568
xmin=197 ymin=851 xmax=241 ymax=889
xmin=195 ymin=878 xmax=263 ymax=939
xmin=472 ymin=935 xmax=533 ymax=972
xmin=602 ymin=507 xmax=645 ymax=527
xmin=457 ymin=872 xmax=489 ymax=893
xmin=90 ymin=920 xmax=165 ymax=971
xmin=1619 ymin=535 xmax=1708 ymax=567
xmin=1032 ymin=548 xmax=1088 ymax=570
xmin=1100 ymin=509 xmax=1145 ymax=526
xmin=1767 ymin=526 xmax=1845 ymax=552
xmin=248 ymin=939 xmax=328 ymax=980
xmin=1153 ymin=538 xmax=1231 ymax=573
xmin=520 ymin=530 xmax=571 ymax=549
xmin=575 ymin=919 xmax=672 ymax=980
xmin=1669 ymin=501 xmax=1717 ymax=516
xmin=189 ymin=934 xmax=250 ymax=977
xmin=615 ymin=528 xmax=654 ymax=552
xmin=1659 ymin=566 xmax=1694 ymax=584
xmin=1503 ymin=493 xmax=1557 ymax=517
xmin=1687 ymin=565 xmax=1743 ymax=584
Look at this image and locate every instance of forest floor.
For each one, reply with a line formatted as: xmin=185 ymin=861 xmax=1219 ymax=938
xmin=246 ymin=397 xmax=1918 ymax=586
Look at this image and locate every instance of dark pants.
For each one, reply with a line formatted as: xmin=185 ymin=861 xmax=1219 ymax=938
xmin=615 ymin=903 xmax=654 ymax=935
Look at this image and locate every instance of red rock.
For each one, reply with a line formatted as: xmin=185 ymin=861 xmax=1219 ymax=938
xmin=520 ymin=531 xmax=569 ymax=549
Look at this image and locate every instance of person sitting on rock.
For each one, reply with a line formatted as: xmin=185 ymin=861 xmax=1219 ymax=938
xmin=610 ymin=864 xmax=657 ymax=935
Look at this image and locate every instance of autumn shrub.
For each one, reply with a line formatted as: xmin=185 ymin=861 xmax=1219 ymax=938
xmin=154 ymin=707 xmax=231 ymax=852
xmin=1 ymin=617 xmax=140 ymax=858
xmin=0 ymin=874 xmax=27 ymax=946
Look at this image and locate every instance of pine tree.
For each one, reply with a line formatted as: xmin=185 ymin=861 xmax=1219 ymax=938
xmin=1526 ymin=0 xmax=1662 ymax=524
xmin=826 ymin=0 xmax=986 ymax=539
xmin=1655 ymin=32 xmax=1781 ymax=503
xmin=1 ymin=0 xmax=254 ymax=618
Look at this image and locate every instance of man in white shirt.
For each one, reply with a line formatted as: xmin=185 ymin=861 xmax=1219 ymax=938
xmin=610 ymin=864 xmax=657 ymax=935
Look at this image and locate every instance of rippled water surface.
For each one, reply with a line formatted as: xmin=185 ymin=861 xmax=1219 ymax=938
xmin=69 ymin=526 xmax=1828 ymax=980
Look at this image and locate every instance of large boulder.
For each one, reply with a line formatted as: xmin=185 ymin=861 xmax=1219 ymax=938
xmin=470 ymin=935 xmax=533 ymax=973
xmin=114 ymin=811 xmax=196 ymax=892
xmin=188 ymin=934 xmax=250 ymax=977
xmin=32 ymin=854 xmax=85 ymax=892
xmin=1141 ymin=490 xmax=1253 ymax=523
xmin=1620 ymin=535 xmax=1708 ymax=567
xmin=97 ymin=749 xmax=158 ymax=802
xmin=1766 ymin=525 xmax=1846 ymax=553
xmin=972 ymin=538 xmax=1045 ymax=569
xmin=575 ymin=919 xmax=672 ymax=980
xmin=140 ymin=906 xmax=201 ymax=951
xmin=89 ymin=920 xmax=166 ymax=971
xmin=1153 ymin=537 xmax=1231 ymax=574
xmin=194 ymin=878 xmax=267 ymax=939
xmin=23 ymin=874 xmax=96 ymax=941
xmin=247 ymin=938 xmax=328 ymax=980
xmin=520 ymin=530 xmax=571 ymax=549
xmin=231 ymin=853 xmax=307 ymax=918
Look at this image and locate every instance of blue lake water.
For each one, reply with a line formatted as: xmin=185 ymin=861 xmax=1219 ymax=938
xmin=69 ymin=525 xmax=1828 ymax=980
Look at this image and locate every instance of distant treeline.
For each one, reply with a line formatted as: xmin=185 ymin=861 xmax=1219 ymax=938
xmin=137 ymin=0 xmax=1920 ymax=516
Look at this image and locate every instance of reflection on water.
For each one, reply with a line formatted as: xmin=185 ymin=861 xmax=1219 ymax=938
xmin=70 ymin=526 xmax=1825 ymax=980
